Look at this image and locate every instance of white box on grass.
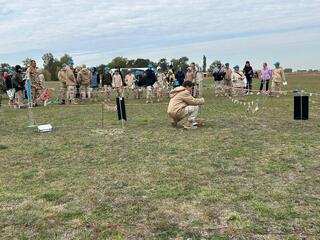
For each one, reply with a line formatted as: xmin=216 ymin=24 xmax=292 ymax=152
xmin=37 ymin=124 xmax=53 ymax=133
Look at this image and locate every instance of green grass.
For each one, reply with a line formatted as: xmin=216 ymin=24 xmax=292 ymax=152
xmin=1 ymin=74 xmax=320 ymax=239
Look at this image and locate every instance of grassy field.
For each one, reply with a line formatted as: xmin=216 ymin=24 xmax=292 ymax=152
xmin=1 ymin=74 xmax=320 ymax=239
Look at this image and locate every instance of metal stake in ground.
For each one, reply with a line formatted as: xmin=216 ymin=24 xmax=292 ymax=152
xmin=101 ymin=101 xmax=104 ymax=128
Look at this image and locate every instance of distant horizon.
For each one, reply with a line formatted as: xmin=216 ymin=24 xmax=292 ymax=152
xmin=1 ymin=0 xmax=320 ymax=70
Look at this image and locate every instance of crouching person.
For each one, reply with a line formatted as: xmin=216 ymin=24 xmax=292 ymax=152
xmin=167 ymin=81 xmax=205 ymax=129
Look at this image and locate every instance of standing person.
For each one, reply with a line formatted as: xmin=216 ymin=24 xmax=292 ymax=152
xmin=224 ymin=63 xmax=233 ymax=96
xmin=175 ymin=67 xmax=185 ymax=86
xmin=124 ymin=69 xmax=136 ymax=98
xmin=154 ymin=70 xmax=167 ymax=102
xmin=231 ymin=65 xmax=246 ymax=96
xmin=167 ymin=68 xmax=176 ymax=87
xmin=12 ymin=65 xmax=25 ymax=107
xmin=58 ymin=64 xmax=77 ymax=104
xmin=90 ymin=67 xmax=99 ymax=91
xmin=26 ymin=60 xmax=43 ymax=104
xmin=77 ymin=65 xmax=92 ymax=100
xmin=167 ymin=81 xmax=205 ymax=129
xmin=212 ymin=62 xmax=226 ymax=96
xmin=190 ymin=62 xmax=197 ymax=80
xmin=259 ymin=63 xmax=272 ymax=95
xmin=243 ymin=61 xmax=254 ymax=94
xmin=195 ymin=70 xmax=204 ymax=97
xmin=271 ymin=62 xmax=287 ymax=97
xmin=100 ymin=67 xmax=113 ymax=102
xmin=73 ymin=67 xmax=81 ymax=99
xmin=185 ymin=67 xmax=195 ymax=82
xmin=145 ymin=65 xmax=157 ymax=103
xmin=185 ymin=67 xmax=197 ymax=96
xmin=3 ymin=71 xmax=16 ymax=107
xmin=112 ymin=69 xmax=123 ymax=97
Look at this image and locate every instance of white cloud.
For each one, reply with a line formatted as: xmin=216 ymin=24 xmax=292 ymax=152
xmin=0 ymin=0 xmax=319 ymax=69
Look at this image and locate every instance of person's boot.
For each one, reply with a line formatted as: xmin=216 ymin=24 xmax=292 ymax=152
xmin=60 ymin=99 xmax=66 ymax=105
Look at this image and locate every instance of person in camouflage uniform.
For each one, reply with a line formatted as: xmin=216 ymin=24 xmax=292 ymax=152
xmin=271 ymin=62 xmax=287 ymax=97
xmin=58 ymin=64 xmax=77 ymax=104
xmin=77 ymin=65 xmax=92 ymax=100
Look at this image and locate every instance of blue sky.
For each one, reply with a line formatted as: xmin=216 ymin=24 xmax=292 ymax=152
xmin=0 ymin=0 xmax=319 ymax=69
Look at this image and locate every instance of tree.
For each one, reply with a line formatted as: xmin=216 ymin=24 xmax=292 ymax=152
xmin=107 ymin=57 xmax=128 ymax=69
xmin=157 ymin=58 xmax=169 ymax=72
xmin=133 ymin=58 xmax=151 ymax=68
xmin=127 ymin=60 xmax=135 ymax=68
xmin=203 ymin=55 xmax=207 ymax=72
xmin=22 ymin=58 xmax=33 ymax=68
xmin=170 ymin=57 xmax=189 ymax=72
xmin=59 ymin=54 xmax=74 ymax=67
xmin=284 ymin=68 xmax=293 ymax=73
xmin=209 ymin=60 xmax=222 ymax=74
xmin=42 ymin=53 xmax=60 ymax=81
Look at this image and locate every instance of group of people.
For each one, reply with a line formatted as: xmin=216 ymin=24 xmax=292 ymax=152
xmin=0 ymin=59 xmax=288 ymax=129
xmin=166 ymin=61 xmax=288 ymax=129
xmin=0 ymin=60 xmax=48 ymax=108
xmin=212 ymin=61 xmax=287 ymax=97
xmin=57 ymin=62 xmax=204 ymax=105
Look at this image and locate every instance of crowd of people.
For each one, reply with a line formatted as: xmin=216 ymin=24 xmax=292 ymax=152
xmin=0 ymin=59 xmax=287 ymax=128
xmin=212 ymin=61 xmax=287 ymax=97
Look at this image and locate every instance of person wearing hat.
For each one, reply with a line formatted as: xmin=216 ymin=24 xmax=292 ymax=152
xmin=212 ymin=62 xmax=226 ymax=96
xmin=271 ymin=62 xmax=286 ymax=97
xmin=224 ymin=63 xmax=233 ymax=96
xmin=167 ymin=80 xmax=205 ymax=129
xmin=231 ymin=65 xmax=246 ymax=96
xmin=112 ymin=69 xmax=124 ymax=97
xmin=77 ymin=64 xmax=92 ymax=100
xmin=58 ymin=64 xmax=77 ymax=104
xmin=243 ymin=61 xmax=254 ymax=94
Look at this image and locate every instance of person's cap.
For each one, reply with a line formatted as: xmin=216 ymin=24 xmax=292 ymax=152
xmin=225 ymin=63 xmax=230 ymax=67
xmin=274 ymin=62 xmax=280 ymax=66
xmin=246 ymin=61 xmax=250 ymax=64
xmin=15 ymin=65 xmax=22 ymax=71
xmin=234 ymin=65 xmax=239 ymax=69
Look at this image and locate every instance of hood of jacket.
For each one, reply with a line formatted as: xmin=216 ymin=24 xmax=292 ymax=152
xmin=169 ymin=86 xmax=188 ymax=98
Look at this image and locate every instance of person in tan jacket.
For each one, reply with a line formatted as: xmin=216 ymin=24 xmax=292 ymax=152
xmin=271 ymin=62 xmax=287 ymax=97
xmin=167 ymin=81 xmax=205 ymax=129
xmin=112 ymin=70 xmax=124 ymax=97
xmin=58 ymin=64 xmax=76 ymax=104
xmin=77 ymin=65 xmax=92 ymax=99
